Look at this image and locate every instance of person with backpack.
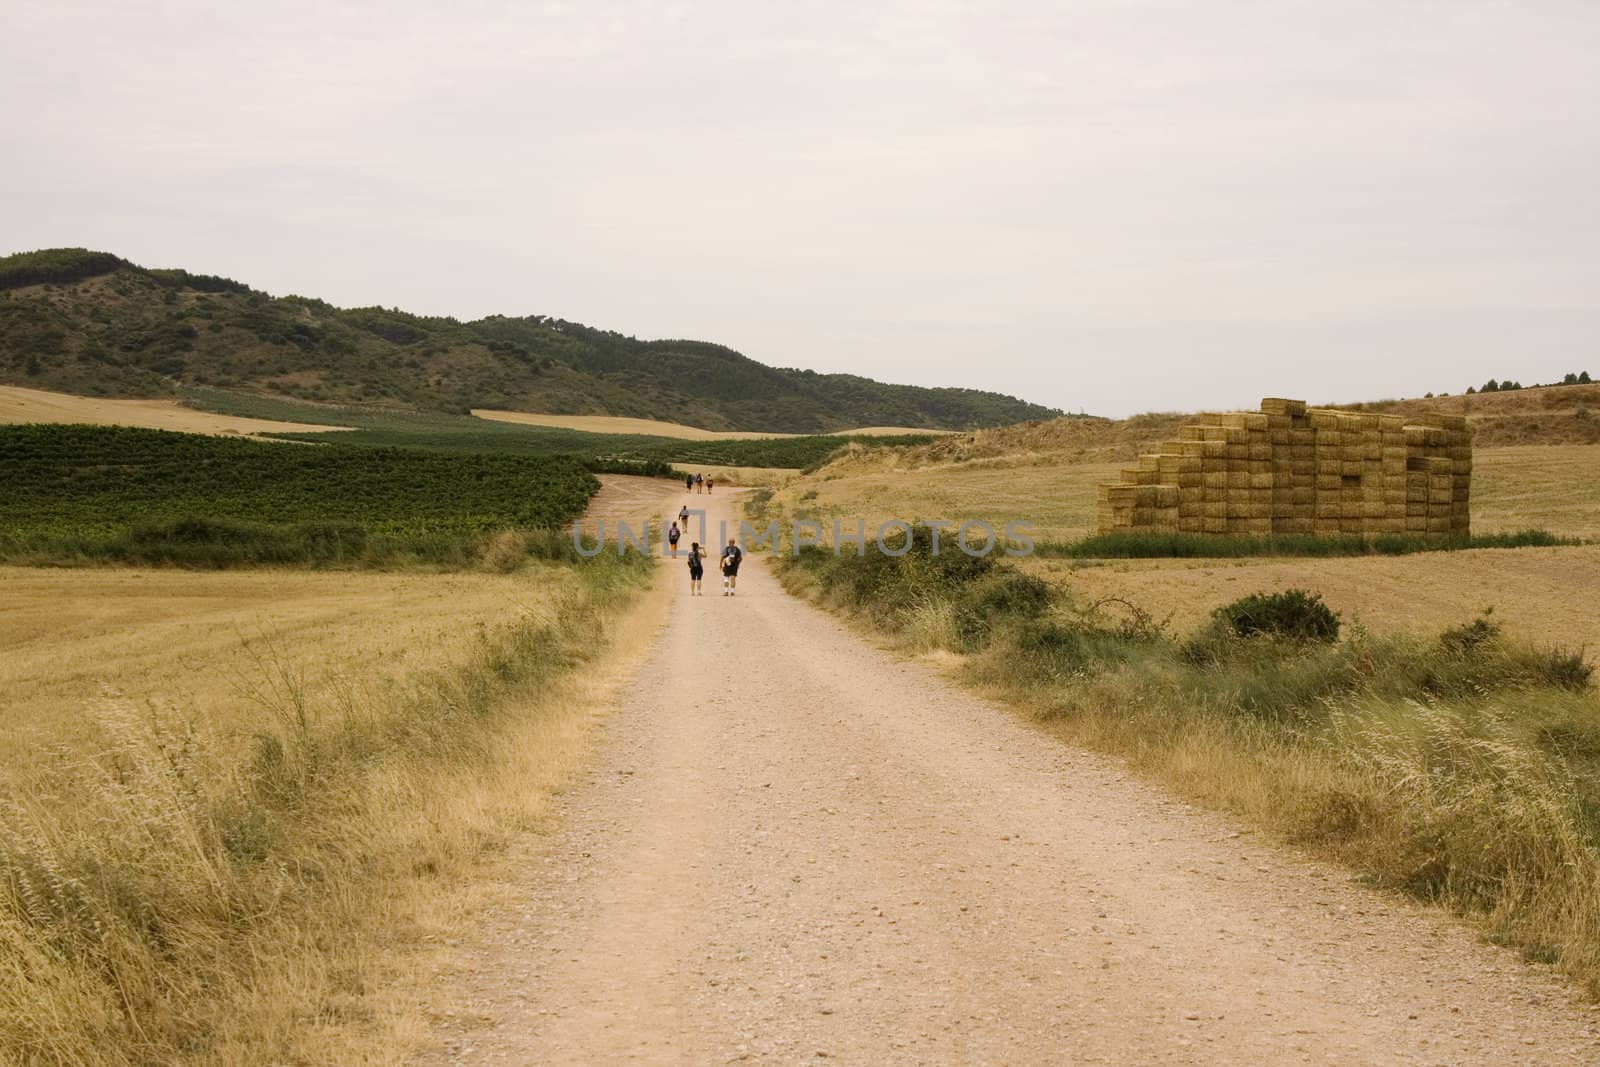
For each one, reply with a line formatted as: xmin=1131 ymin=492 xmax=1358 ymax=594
xmin=720 ymin=537 xmax=743 ymax=596
xmin=686 ymin=541 xmax=704 ymax=595
xmin=706 ymin=476 xmax=714 ymax=494
xmin=685 ymin=473 xmax=694 ymax=493
xmin=694 ymin=472 xmax=704 ymax=494
xmin=667 ymin=521 xmax=681 ymax=558
xmin=678 ymin=504 xmax=691 ymax=533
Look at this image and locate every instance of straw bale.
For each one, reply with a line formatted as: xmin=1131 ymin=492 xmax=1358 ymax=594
xmin=1202 ymin=440 xmax=1226 ymax=459
xmin=1202 ymin=470 xmax=1227 ymax=489
xmin=1227 ymin=471 xmax=1250 ymax=489
xmin=1341 ymin=461 xmax=1364 ymax=477
xmin=1203 ymin=486 xmax=1226 ymax=503
xmin=1154 ymin=486 xmax=1180 ymax=507
xmin=1203 ymin=501 xmax=1227 ymax=519
xmin=1261 ymin=398 xmax=1308 ymax=417
xmin=1177 ymin=472 xmax=1201 ymax=489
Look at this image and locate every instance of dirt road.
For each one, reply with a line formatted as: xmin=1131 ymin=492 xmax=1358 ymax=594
xmin=425 ymin=491 xmax=1600 ymax=1064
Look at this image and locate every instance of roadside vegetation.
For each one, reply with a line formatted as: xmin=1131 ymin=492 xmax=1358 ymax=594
xmin=778 ymin=531 xmax=1600 ymax=996
xmin=0 ymin=550 xmax=655 ymax=1064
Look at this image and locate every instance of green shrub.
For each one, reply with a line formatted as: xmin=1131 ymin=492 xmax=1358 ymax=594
xmin=1440 ymin=616 xmax=1501 ymax=653
xmin=1210 ymin=590 xmax=1340 ymax=643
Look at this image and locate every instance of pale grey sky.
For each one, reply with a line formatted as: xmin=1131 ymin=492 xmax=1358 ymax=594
xmin=4 ymin=1 xmax=1597 ymax=416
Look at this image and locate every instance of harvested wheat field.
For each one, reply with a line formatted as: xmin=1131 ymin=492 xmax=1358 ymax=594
xmin=0 ymin=567 xmax=563 ymax=785
xmin=472 ymin=408 xmax=948 ymax=440
xmin=779 ymin=443 xmax=1600 ymax=543
xmin=1026 ymin=545 xmax=1600 ymax=657
xmin=0 ymin=384 xmax=346 ymax=436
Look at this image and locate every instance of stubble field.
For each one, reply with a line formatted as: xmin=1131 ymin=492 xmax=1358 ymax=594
xmin=771 ymin=442 xmax=1600 ymax=655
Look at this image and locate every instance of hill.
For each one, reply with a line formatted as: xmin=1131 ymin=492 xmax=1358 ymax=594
xmin=811 ymin=383 xmax=1600 ymax=476
xmin=0 ymin=248 xmax=1060 ymax=434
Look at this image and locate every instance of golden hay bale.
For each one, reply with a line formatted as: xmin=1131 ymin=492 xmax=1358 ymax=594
xmin=1261 ymin=397 xmax=1308 ymax=417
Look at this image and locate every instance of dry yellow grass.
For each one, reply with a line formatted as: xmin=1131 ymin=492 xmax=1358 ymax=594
xmin=777 ymin=443 xmax=1600 ymax=543
xmin=769 ymin=435 xmax=1599 ymax=659
xmin=471 ymin=408 xmax=949 ymax=439
xmin=0 ymin=560 xmax=668 ymax=1063
xmin=0 ymin=384 xmax=347 ymax=435
xmin=0 ymin=567 xmax=546 ymax=786
xmin=1025 ymin=546 xmax=1600 ymax=656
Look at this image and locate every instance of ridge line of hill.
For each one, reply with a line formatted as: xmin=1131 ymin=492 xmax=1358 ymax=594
xmin=0 ymin=247 xmax=1062 ymax=435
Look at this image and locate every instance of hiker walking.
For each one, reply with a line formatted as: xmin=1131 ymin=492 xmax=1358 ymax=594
xmin=720 ymin=537 xmax=743 ymax=596
xmin=678 ymin=504 xmax=690 ymax=533
xmin=706 ymin=476 xmax=714 ymax=494
xmin=685 ymin=473 xmax=694 ymax=492
xmin=695 ymin=472 xmax=704 ymax=494
xmin=667 ymin=520 xmax=681 ymax=558
xmin=686 ymin=541 xmax=705 ymax=595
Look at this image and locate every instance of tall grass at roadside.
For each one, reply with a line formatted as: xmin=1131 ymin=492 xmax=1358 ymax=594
xmin=779 ymin=535 xmax=1600 ymax=994
xmin=0 ymin=550 xmax=651 ymax=1064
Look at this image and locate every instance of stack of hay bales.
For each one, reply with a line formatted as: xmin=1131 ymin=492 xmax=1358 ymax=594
xmin=1096 ymin=398 xmax=1471 ymax=538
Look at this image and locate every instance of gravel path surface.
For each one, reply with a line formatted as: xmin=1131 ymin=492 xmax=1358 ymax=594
xmin=422 ymin=493 xmax=1600 ymax=1065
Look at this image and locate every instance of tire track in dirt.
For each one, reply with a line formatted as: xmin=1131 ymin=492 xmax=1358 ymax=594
xmin=422 ymin=492 xmax=1600 ymax=1064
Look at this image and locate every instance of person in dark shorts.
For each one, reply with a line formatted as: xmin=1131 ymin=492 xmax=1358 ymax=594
xmin=685 ymin=474 xmax=694 ymax=492
xmin=720 ymin=537 xmax=742 ymax=596
xmin=686 ymin=541 xmax=704 ymax=595
xmin=667 ymin=521 xmax=681 ymax=558
xmin=706 ymin=476 xmax=714 ymax=494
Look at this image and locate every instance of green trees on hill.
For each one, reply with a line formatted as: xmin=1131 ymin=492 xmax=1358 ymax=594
xmin=1466 ymin=372 xmax=1590 ymax=395
xmin=0 ymin=248 xmax=1062 ymax=433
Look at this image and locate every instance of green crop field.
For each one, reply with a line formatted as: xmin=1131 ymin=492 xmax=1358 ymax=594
xmin=0 ymin=424 xmax=602 ymax=566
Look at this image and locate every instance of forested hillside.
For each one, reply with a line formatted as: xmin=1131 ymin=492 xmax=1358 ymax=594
xmin=0 ymin=248 xmax=1060 ymax=433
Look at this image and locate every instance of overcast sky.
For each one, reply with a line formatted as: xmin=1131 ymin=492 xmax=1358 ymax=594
xmin=4 ymin=2 xmax=1597 ymax=417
